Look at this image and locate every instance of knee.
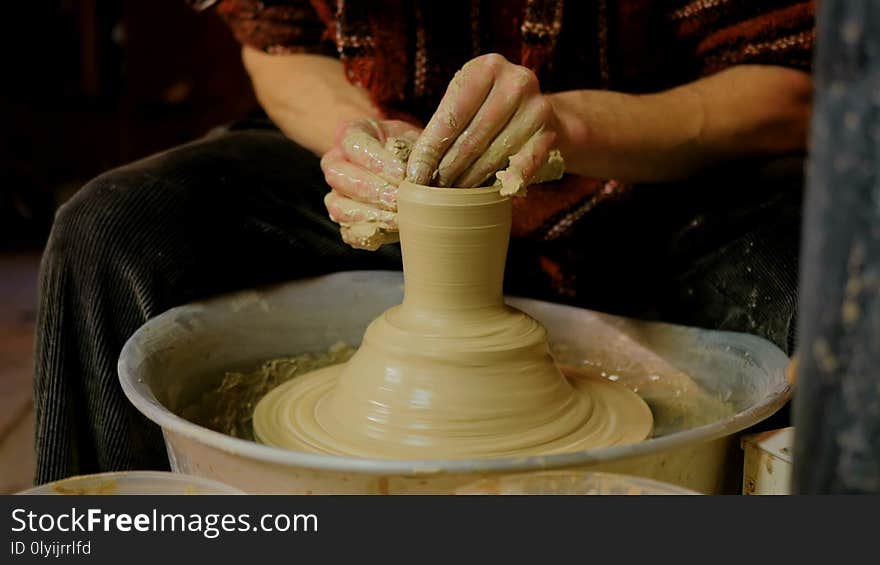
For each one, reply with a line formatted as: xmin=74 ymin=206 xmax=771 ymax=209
xmin=44 ymin=168 xmax=162 ymax=278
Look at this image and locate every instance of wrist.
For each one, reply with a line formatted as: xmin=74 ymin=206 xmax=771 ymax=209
xmin=547 ymin=92 xmax=592 ymax=174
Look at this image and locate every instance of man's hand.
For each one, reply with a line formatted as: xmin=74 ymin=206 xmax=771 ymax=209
xmin=321 ymin=119 xmax=421 ymax=250
xmin=407 ymin=53 xmax=562 ymax=194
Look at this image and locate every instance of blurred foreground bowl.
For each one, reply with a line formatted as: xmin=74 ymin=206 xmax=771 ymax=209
xmin=18 ymin=471 xmax=243 ymax=495
xmin=455 ymin=471 xmax=699 ymax=495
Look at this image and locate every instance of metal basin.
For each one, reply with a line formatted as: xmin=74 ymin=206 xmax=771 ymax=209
xmin=119 ymin=271 xmax=791 ymax=494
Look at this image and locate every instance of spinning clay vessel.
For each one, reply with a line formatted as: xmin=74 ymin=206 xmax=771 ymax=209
xmin=253 ymin=182 xmax=652 ymax=459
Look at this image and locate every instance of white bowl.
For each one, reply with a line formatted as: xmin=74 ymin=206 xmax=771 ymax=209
xmin=119 ymin=271 xmax=791 ymax=494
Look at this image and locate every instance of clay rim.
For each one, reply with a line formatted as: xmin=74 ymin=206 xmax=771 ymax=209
xmin=118 ymin=273 xmax=792 ymax=476
xmin=398 ymin=181 xmax=508 ymax=206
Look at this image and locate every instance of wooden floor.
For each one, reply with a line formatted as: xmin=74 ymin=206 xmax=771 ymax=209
xmin=0 ymin=253 xmax=40 ymax=493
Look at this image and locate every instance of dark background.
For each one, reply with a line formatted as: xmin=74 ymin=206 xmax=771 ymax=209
xmin=1 ymin=0 xmax=258 ymax=250
xmin=0 ymin=2 xmax=258 ymax=492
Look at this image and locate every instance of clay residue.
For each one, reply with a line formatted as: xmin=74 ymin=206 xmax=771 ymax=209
xmin=385 ymin=136 xmax=413 ymax=163
xmin=179 ymin=342 xmax=355 ymax=440
xmin=496 ymin=149 xmax=565 ymax=196
xmin=52 ymin=480 xmax=118 ymax=495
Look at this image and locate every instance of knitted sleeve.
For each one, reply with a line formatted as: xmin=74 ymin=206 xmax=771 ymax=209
xmin=667 ymin=0 xmax=816 ymax=76
xmin=199 ymin=0 xmax=336 ymax=55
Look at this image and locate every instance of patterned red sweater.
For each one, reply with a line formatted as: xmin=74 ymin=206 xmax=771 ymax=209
xmin=197 ymin=0 xmax=814 ymax=247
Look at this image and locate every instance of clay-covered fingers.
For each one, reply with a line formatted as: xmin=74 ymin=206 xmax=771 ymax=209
xmin=495 ymin=128 xmax=558 ymax=196
xmin=453 ymin=96 xmax=551 ymax=188
xmin=406 ymin=54 xmax=509 ymax=184
xmin=339 ymin=119 xmax=407 ymax=183
xmin=325 ymin=191 xmax=398 ymax=251
xmin=433 ymin=67 xmax=539 ymax=187
xmin=322 ymin=118 xmax=421 ymax=250
xmin=324 ymin=190 xmax=397 ymax=230
xmin=339 ymin=224 xmax=400 ymax=251
xmin=320 ymin=148 xmax=397 ymax=210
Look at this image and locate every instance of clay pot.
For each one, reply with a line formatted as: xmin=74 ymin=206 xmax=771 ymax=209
xmin=253 ymin=182 xmax=651 ymax=458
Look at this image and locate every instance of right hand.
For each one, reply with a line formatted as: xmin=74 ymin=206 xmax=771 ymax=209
xmin=406 ymin=53 xmax=563 ymax=195
xmin=321 ymin=119 xmax=421 ymax=250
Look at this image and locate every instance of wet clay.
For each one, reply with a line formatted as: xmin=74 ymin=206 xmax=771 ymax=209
xmin=253 ymin=182 xmax=652 ymax=459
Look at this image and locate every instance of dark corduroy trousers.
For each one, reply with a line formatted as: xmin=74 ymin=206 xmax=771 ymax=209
xmin=34 ymin=124 xmax=802 ymax=483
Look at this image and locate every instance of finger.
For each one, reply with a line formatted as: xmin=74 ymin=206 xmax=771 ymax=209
xmin=321 ymin=146 xmax=346 ymax=165
xmin=321 ymin=150 xmax=398 ymax=210
xmin=453 ymin=96 xmax=550 ymax=188
xmin=434 ymin=67 xmax=538 ymax=187
xmin=340 ymin=223 xmax=400 ymax=251
xmin=340 ymin=120 xmax=407 ymax=183
xmin=406 ymin=54 xmax=506 ymax=184
xmin=324 ymin=191 xmax=397 ymax=229
xmin=495 ymin=128 xmax=557 ymax=196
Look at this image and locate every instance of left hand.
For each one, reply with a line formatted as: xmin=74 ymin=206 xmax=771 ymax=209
xmin=406 ymin=53 xmax=562 ymax=194
xmin=321 ymin=118 xmax=421 ymax=250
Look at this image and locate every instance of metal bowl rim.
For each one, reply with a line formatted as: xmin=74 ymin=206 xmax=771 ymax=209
xmin=119 ymin=272 xmax=792 ymax=476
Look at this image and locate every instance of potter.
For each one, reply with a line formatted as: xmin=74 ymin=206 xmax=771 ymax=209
xmin=253 ymin=182 xmax=652 ymax=458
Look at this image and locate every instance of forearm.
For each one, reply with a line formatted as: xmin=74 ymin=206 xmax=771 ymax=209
xmin=550 ymin=65 xmax=812 ymax=182
xmin=242 ymin=46 xmax=379 ymax=155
